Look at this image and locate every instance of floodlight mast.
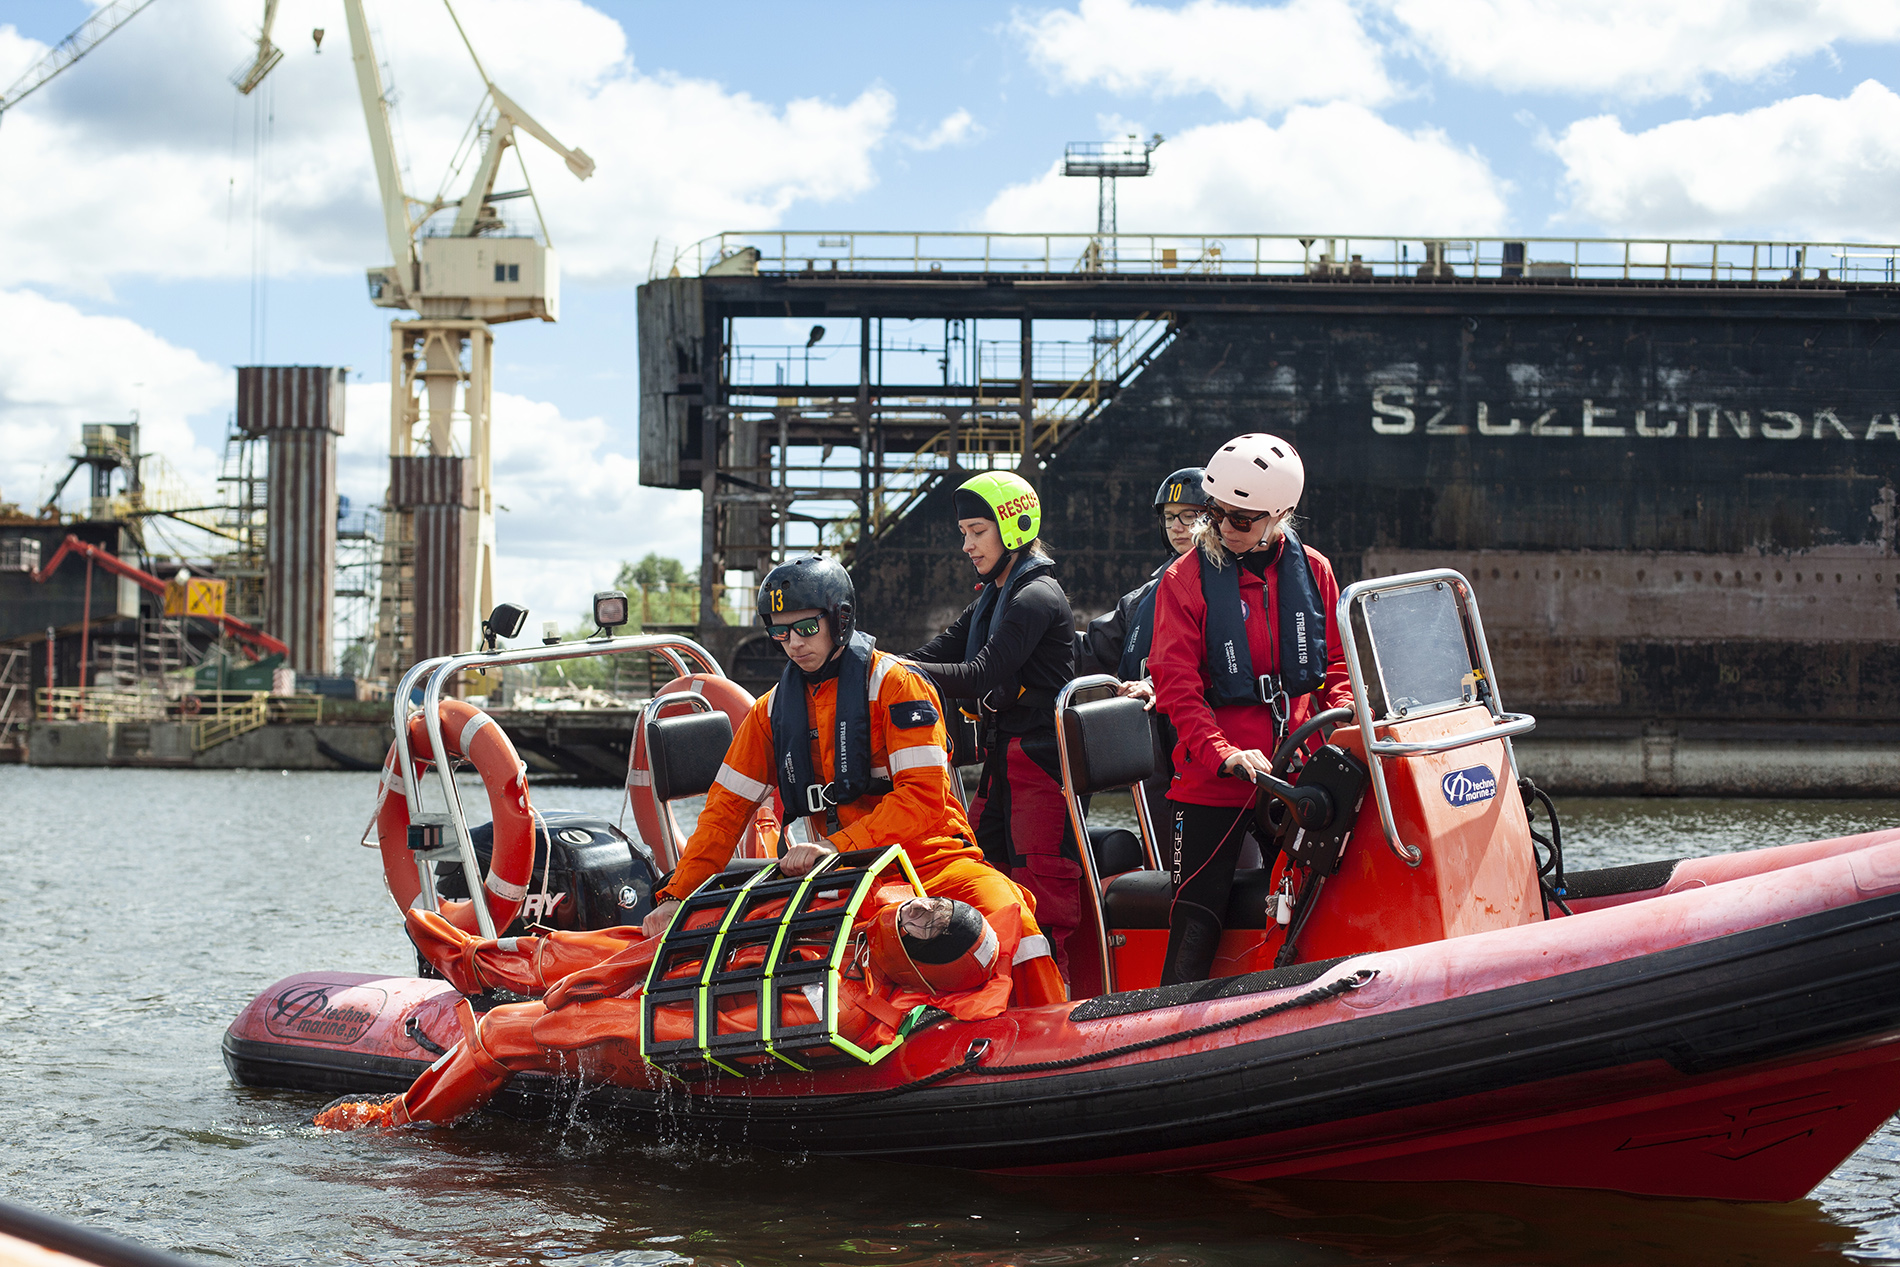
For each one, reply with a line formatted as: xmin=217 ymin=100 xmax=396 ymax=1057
xmin=1062 ymin=133 xmax=1163 ymax=270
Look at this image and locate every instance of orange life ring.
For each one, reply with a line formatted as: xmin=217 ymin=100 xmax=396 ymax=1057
xmin=626 ymin=673 xmax=781 ymax=869
xmin=375 ymin=698 xmax=535 ymax=934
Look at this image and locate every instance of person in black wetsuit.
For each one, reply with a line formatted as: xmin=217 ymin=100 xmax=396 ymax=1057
xmin=1074 ymin=467 xmax=1208 ymax=833
xmin=904 ymin=469 xmax=1081 ymax=982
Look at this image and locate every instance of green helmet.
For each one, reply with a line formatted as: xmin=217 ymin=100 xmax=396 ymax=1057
xmin=954 ymin=471 xmax=1041 ymax=551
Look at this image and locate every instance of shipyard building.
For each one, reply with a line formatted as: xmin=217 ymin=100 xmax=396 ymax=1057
xmin=639 ymin=232 xmax=1900 ymax=794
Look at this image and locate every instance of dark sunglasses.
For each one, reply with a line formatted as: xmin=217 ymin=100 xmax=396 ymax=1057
xmin=765 ymin=616 xmax=824 ymax=641
xmin=1202 ymin=505 xmax=1275 ymax=532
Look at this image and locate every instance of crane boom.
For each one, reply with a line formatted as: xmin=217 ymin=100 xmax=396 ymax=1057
xmin=232 ymin=0 xmax=283 ymax=95
xmin=31 ymin=535 xmax=290 ymax=659
xmin=342 ymin=0 xmax=417 ymax=295
xmin=0 ymin=0 xmax=157 ymax=117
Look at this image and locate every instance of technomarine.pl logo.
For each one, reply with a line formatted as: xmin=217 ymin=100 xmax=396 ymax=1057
xmin=1441 ymin=765 xmax=1498 ymax=808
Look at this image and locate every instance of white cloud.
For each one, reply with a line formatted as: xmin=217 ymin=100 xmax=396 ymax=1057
xmin=0 ymin=289 xmax=228 ymax=517
xmin=0 ymin=0 xmax=897 ymax=295
xmin=337 ymin=381 xmax=699 ymax=626
xmin=983 ymin=106 xmax=1508 ymax=234
xmin=1551 ymin=80 xmax=1900 ymax=239
xmin=1386 ymin=0 xmax=1900 ymax=102
xmin=907 ymin=108 xmax=981 ymax=151
xmin=1015 ymin=0 xmax=1395 ymax=111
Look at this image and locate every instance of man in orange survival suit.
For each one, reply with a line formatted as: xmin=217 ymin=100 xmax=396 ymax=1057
xmin=642 ymin=553 xmax=1064 ymax=1003
xmin=313 ymin=556 xmax=1062 ymax=1131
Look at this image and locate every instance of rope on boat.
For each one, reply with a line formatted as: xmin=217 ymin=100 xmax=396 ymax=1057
xmin=855 ymin=968 xmax=1377 ymax=1103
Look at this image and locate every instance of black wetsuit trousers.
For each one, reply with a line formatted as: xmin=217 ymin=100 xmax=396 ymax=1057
xmin=1159 ymin=801 xmax=1254 ymax=985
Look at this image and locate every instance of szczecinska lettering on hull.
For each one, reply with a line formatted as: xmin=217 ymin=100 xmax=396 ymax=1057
xmin=1370 ymin=387 xmax=1900 ymax=440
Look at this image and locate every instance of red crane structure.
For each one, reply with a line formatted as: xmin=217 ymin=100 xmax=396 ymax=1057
xmin=31 ymin=536 xmax=290 ymax=717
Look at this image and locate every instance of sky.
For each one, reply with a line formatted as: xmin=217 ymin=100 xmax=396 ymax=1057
xmin=5 ymin=0 xmax=1900 ymax=645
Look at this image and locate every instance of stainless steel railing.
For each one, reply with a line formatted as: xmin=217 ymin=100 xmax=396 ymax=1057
xmin=395 ymin=634 xmax=722 ymax=938
xmin=1336 ymin=569 xmax=1536 ymax=868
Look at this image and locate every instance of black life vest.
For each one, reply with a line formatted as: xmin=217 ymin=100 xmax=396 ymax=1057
xmin=1116 ymin=561 xmax=1170 ymax=682
xmin=1199 ymin=527 xmax=1327 ymax=708
xmin=962 ymin=552 xmax=1062 ymax=740
xmin=770 ymin=631 xmax=889 ymax=818
xmin=963 ymin=552 xmax=1055 ymax=662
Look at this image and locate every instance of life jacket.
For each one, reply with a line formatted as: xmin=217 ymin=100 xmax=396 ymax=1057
xmin=1116 ymin=561 xmax=1170 ymax=682
xmin=770 ymin=631 xmax=891 ymax=818
xmin=963 ymin=552 xmax=1061 ymax=728
xmin=1199 ymin=526 xmax=1328 ymax=710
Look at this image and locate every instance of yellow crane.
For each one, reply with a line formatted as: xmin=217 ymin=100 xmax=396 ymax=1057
xmin=240 ymin=0 xmax=594 ymax=675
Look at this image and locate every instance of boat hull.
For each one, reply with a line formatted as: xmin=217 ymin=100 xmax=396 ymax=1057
xmin=225 ymin=832 xmax=1900 ymax=1200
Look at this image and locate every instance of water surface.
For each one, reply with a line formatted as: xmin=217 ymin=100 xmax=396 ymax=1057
xmin=1 ymin=767 xmax=1896 ymax=1265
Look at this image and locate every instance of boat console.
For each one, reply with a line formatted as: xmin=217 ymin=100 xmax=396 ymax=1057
xmin=1065 ymin=568 xmax=1547 ymax=998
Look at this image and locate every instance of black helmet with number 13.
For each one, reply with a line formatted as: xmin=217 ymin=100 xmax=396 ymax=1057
xmin=756 ymin=554 xmax=856 ymax=640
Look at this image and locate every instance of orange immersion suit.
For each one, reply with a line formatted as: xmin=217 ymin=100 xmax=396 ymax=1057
xmin=317 ymin=650 xmax=1062 ymax=1131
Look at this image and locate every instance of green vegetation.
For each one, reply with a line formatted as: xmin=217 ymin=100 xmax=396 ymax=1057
xmin=517 ymin=553 xmax=699 ymax=694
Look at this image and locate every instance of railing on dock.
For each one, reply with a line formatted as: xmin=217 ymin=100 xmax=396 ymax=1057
xmin=678 ymin=231 xmax=1900 ymax=286
xmin=191 ymin=694 xmax=269 ymax=752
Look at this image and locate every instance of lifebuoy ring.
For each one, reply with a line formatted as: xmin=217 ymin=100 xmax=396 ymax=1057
xmin=375 ymin=698 xmax=535 ymax=934
xmin=181 ymin=694 xmax=202 ymax=716
xmin=627 ymin=673 xmax=781 ymax=869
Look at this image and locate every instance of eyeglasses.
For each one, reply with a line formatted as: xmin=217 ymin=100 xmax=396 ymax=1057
xmin=1159 ymin=509 xmax=1204 ymax=528
xmin=1202 ymin=505 xmax=1276 ymax=532
xmin=765 ymin=616 xmax=824 ymax=641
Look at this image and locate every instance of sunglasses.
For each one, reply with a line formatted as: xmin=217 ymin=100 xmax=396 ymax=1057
xmin=1159 ymin=509 xmax=1204 ymax=528
xmin=765 ymin=616 xmax=825 ymax=641
xmin=1202 ymin=505 xmax=1276 ymax=532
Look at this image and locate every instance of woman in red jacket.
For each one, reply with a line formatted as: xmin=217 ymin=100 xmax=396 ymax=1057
xmin=1148 ymin=433 xmax=1352 ymax=984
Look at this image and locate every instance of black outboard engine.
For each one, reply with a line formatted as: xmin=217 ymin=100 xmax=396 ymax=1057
xmin=434 ymin=811 xmax=657 ymax=937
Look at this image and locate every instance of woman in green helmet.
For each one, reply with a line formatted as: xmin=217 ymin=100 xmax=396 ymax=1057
xmin=903 ymin=470 xmax=1081 ymax=986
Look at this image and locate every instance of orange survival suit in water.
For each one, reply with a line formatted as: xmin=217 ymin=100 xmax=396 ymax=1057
xmin=656 ymin=647 xmax=1065 ymax=1004
xmin=312 ymin=651 xmax=1065 ymax=1131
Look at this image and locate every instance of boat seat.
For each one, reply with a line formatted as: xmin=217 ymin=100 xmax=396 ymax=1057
xmin=1061 ymin=694 xmax=1157 ymax=795
xmin=647 ymin=710 xmax=734 ymax=803
xmin=1088 ymin=824 xmax=1146 ymax=877
xmin=1102 ymin=868 xmax=1276 ymax=931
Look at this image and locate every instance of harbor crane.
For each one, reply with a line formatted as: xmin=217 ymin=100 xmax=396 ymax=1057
xmin=337 ymin=1 xmax=594 ymax=678
xmin=0 ymin=0 xmax=156 ymax=125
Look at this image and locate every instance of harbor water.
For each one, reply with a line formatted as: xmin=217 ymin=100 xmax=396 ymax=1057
xmin=3 ymin=765 xmax=1900 ymax=1266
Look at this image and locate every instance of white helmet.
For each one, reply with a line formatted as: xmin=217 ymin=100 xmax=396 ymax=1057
xmin=1201 ymin=433 xmax=1304 ymax=516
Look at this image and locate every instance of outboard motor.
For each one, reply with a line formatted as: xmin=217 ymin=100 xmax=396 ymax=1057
xmin=435 ymin=811 xmax=657 ymax=936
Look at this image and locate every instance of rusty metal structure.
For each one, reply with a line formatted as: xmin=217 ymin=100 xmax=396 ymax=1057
xmin=640 ymin=231 xmax=1900 ymax=764
xmin=236 ymin=365 xmax=345 ymax=674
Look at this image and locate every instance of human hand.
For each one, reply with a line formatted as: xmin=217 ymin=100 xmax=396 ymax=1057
xmin=1116 ymin=678 xmax=1155 ymax=709
xmin=779 ymin=840 xmax=838 ymax=877
xmin=640 ymin=898 xmax=680 ymax=939
xmin=1221 ymin=748 xmax=1274 ymax=782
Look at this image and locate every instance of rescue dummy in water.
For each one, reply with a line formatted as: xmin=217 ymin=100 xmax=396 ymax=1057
xmin=315 ymin=883 xmax=1019 ymax=1129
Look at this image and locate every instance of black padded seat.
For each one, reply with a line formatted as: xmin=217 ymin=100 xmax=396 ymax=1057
xmin=1061 ymin=695 xmax=1157 ymax=795
xmin=1088 ymin=825 xmax=1146 ymax=877
xmin=1102 ymin=868 xmax=1276 ymax=931
xmin=647 ymin=710 xmax=734 ymax=803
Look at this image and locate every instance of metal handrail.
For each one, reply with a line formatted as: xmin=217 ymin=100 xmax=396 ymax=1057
xmin=631 ymin=686 xmax=720 ymax=871
xmin=1336 ymin=569 xmax=1535 ymax=868
xmin=685 ymin=229 xmax=1900 ymax=285
xmin=1052 ymin=673 xmax=1165 ymax=996
xmin=397 ymin=633 xmax=723 ymax=939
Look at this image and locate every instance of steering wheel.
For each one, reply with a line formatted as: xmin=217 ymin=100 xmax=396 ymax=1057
xmin=1255 ymin=707 xmax=1357 ymax=852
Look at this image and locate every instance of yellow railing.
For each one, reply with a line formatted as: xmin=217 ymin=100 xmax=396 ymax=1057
xmin=192 ymin=695 xmax=269 ymax=752
xmin=34 ymin=688 xmax=170 ymax=722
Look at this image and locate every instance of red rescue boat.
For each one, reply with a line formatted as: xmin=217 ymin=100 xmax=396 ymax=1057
xmin=225 ymin=574 xmax=1900 ymax=1202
